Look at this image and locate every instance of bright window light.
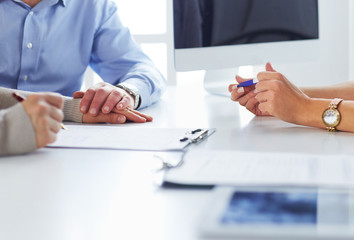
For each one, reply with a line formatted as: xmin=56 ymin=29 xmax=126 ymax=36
xmin=113 ymin=0 xmax=166 ymax=35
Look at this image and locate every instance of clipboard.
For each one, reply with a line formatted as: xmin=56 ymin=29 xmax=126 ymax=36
xmin=48 ymin=125 xmax=216 ymax=152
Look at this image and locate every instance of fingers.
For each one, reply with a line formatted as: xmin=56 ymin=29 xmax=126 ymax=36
xmin=33 ymin=108 xmax=61 ymax=148
xmin=229 ymin=75 xmax=252 ymax=92
xmin=82 ymin=112 xmax=127 ymax=124
xmin=47 ymin=116 xmax=62 ymax=134
xmin=102 ymin=91 xmax=123 ymax=113
xmin=265 ymin=62 xmax=276 ymax=72
xmin=22 ymin=93 xmax=65 ymax=148
xmin=112 ymin=108 xmax=153 ymax=123
xmin=127 ymin=108 xmax=153 ymax=122
xmin=237 ymin=90 xmax=257 ymax=106
xmin=79 ymin=88 xmax=96 ymax=113
xmin=82 ymin=109 xmax=152 ymax=124
xmin=236 ymin=75 xmax=252 ymax=84
xmin=49 ymin=105 xmax=64 ymax=123
xmin=116 ymin=94 xmax=133 ymax=110
xmin=88 ymin=88 xmax=112 ymax=116
xmin=113 ymin=109 xmax=147 ymax=123
xmin=40 ymin=92 xmax=63 ymax=109
xmin=257 ymin=71 xmax=284 ymax=82
xmin=78 ymin=83 xmax=135 ymax=116
xmin=230 ymin=85 xmax=255 ymax=102
xmin=73 ymin=91 xmax=85 ymax=99
xmin=244 ymin=97 xmax=260 ymax=115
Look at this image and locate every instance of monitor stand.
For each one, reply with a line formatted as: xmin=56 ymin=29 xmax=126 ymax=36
xmin=203 ymin=68 xmax=238 ymax=97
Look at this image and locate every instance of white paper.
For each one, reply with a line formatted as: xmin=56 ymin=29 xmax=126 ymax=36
xmin=164 ymin=150 xmax=354 ymax=187
xmin=48 ymin=125 xmax=201 ymax=151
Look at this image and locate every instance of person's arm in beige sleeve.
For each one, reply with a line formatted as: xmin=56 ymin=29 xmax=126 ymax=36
xmin=0 ymin=104 xmax=37 ymax=155
xmin=0 ymin=87 xmax=153 ymax=124
xmin=0 ymin=92 xmax=64 ymax=156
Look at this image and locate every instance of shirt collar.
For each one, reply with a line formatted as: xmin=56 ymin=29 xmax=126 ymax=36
xmin=60 ymin=0 xmax=68 ymax=7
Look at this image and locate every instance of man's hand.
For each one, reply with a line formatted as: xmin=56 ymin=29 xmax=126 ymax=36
xmin=22 ymin=93 xmax=64 ymax=148
xmin=82 ymin=108 xmax=153 ymax=124
xmin=74 ymin=90 xmax=152 ymax=124
xmin=73 ymin=82 xmax=134 ymax=117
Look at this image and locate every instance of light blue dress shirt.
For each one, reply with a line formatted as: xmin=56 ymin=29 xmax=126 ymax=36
xmin=0 ymin=0 xmax=166 ymax=109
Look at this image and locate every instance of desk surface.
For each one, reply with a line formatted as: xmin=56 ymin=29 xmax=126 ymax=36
xmin=1 ymin=80 xmax=354 ymax=240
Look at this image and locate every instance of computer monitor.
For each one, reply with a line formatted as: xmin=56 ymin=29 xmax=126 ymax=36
xmin=173 ymin=0 xmax=320 ymax=95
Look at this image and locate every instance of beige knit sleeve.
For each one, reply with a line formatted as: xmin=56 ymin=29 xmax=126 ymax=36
xmin=63 ymin=97 xmax=83 ymax=123
xmin=0 ymin=87 xmax=83 ymax=123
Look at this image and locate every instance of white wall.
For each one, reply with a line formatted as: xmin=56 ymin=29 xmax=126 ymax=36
xmin=349 ymin=0 xmax=354 ymax=81
xmin=275 ymin=0 xmax=351 ymax=86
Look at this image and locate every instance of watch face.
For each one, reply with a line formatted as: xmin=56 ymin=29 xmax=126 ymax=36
xmin=323 ymin=109 xmax=340 ymax=127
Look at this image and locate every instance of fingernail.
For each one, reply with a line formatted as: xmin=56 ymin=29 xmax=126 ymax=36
xmin=254 ymin=89 xmax=259 ymax=94
xmin=90 ymin=108 xmax=97 ymax=115
xmin=81 ymin=106 xmax=86 ymax=112
xmin=103 ymin=106 xmax=109 ymax=112
xmin=118 ymin=104 xmax=123 ymax=109
xmin=237 ymin=87 xmax=244 ymax=93
xmin=118 ymin=116 xmax=124 ymax=122
xmin=232 ymin=85 xmax=238 ymax=90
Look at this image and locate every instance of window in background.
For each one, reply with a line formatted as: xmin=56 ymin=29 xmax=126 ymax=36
xmin=89 ymin=0 xmax=174 ymax=87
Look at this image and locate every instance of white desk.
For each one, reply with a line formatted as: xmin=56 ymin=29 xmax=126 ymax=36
xmin=1 ymin=80 xmax=354 ymax=240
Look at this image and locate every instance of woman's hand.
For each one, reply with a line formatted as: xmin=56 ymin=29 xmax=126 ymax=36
xmin=229 ymin=73 xmax=269 ymax=116
xmin=22 ymin=93 xmax=64 ymax=148
xmin=255 ymin=63 xmax=310 ymax=124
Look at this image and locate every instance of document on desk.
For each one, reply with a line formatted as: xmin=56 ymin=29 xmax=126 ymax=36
xmin=48 ymin=125 xmax=215 ymax=151
xmin=164 ymin=150 xmax=354 ymax=187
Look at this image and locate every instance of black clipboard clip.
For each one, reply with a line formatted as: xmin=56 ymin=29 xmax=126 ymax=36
xmin=179 ymin=128 xmax=214 ymax=144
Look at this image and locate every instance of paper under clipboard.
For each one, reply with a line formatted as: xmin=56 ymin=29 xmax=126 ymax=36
xmin=163 ymin=150 xmax=354 ymax=188
xmin=48 ymin=125 xmax=215 ymax=151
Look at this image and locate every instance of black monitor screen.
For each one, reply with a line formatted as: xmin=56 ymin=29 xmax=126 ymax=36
xmin=174 ymin=0 xmax=319 ymax=49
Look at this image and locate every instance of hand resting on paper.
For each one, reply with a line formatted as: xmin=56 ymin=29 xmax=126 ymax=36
xmin=74 ymin=91 xmax=153 ymax=124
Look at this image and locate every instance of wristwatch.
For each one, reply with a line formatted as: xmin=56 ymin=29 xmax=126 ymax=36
xmin=322 ymin=98 xmax=343 ymax=132
xmin=116 ymin=83 xmax=141 ymax=109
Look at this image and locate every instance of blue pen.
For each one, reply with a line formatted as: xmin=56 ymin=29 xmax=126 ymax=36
xmin=237 ymin=78 xmax=259 ymax=88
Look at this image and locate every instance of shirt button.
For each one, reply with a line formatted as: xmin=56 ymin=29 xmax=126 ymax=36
xmin=27 ymin=43 xmax=33 ymax=49
xmin=29 ymin=11 xmax=34 ymax=15
xmin=23 ymin=75 xmax=28 ymax=81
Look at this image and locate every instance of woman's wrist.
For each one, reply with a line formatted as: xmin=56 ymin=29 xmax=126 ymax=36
xmin=297 ymin=98 xmax=331 ymax=128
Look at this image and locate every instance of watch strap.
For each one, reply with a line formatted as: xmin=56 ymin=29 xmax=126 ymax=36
xmin=116 ymin=83 xmax=141 ymax=110
xmin=329 ymin=98 xmax=343 ymax=109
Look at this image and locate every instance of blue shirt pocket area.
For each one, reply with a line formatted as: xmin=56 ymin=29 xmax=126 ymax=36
xmin=0 ymin=43 xmax=8 ymax=72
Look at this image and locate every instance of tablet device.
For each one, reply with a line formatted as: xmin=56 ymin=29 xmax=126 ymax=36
xmin=199 ymin=187 xmax=354 ymax=239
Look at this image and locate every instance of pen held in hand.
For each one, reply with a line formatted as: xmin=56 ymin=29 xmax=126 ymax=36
xmin=12 ymin=92 xmax=67 ymax=130
xmin=237 ymin=78 xmax=259 ymax=88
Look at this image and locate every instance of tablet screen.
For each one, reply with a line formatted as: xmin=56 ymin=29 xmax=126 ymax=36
xmin=221 ymin=191 xmax=318 ymax=225
xmin=201 ymin=187 xmax=354 ymax=239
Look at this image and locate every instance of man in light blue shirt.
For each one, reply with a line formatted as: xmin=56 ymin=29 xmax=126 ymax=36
xmin=0 ymin=0 xmax=166 ymax=122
